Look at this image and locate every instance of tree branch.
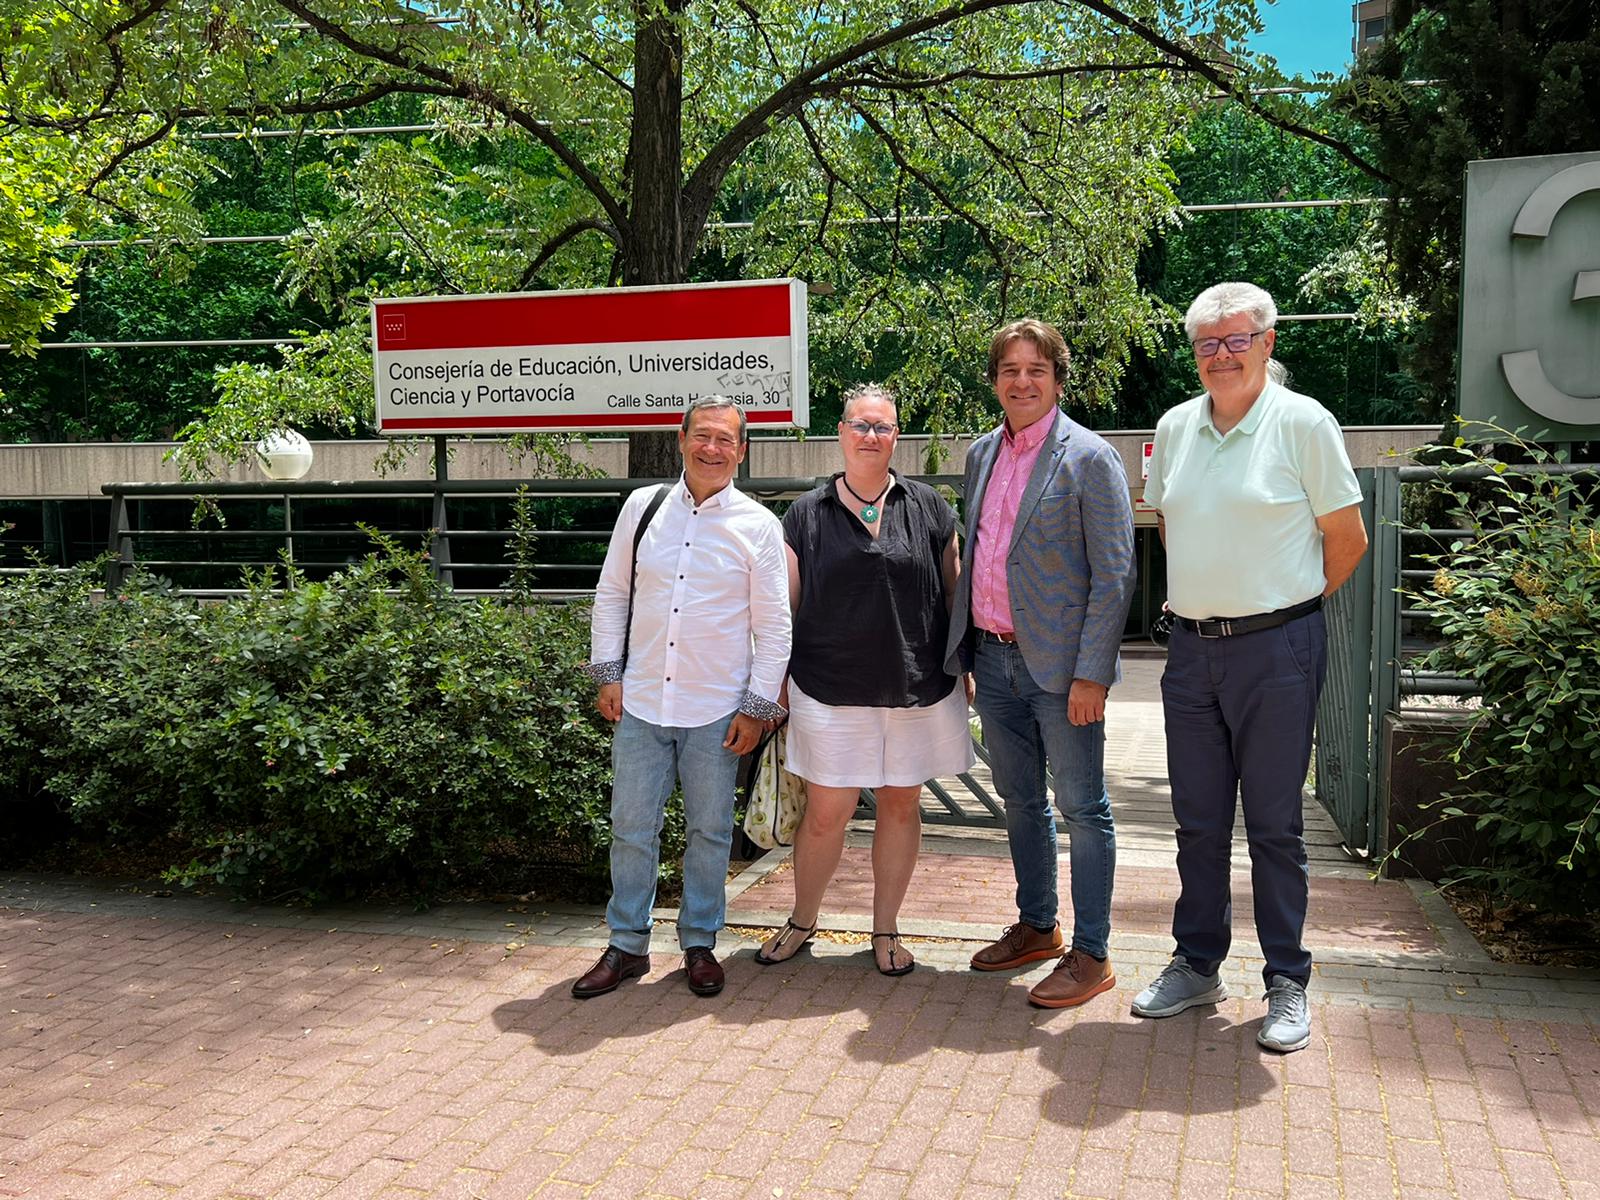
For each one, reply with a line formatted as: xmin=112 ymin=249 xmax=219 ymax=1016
xmin=735 ymin=0 xmax=788 ymax=74
xmin=574 ymin=48 xmax=632 ymax=96
xmin=683 ymin=0 xmax=1026 ymax=236
xmin=830 ymin=60 xmax=1210 ymax=91
xmin=684 ymin=0 xmax=1388 ymax=237
xmin=84 ymin=115 xmax=177 ymax=193
xmin=4 ymin=81 xmax=459 ymax=132
xmin=269 ymin=0 xmax=629 ymax=234
xmin=847 ymin=99 xmax=1009 ymax=276
xmin=926 ymin=97 xmax=1052 ymax=213
xmin=104 ymin=0 xmax=174 ymax=41
xmin=1068 ymin=0 xmax=1391 ymax=182
xmin=382 ymin=198 xmax=461 ymax=293
xmin=795 ymin=118 xmax=842 ymax=251
xmin=515 ymin=217 xmax=621 ymax=289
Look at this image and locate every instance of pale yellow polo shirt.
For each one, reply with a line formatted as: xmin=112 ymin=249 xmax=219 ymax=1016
xmin=1143 ymin=381 xmax=1362 ymax=620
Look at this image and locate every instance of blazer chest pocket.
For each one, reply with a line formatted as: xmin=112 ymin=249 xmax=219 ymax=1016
xmin=1035 ymin=490 xmax=1082 ymax=540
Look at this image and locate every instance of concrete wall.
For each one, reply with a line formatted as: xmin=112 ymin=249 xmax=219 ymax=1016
xmin=1381 ymin=710 xmax=1485 ymax=881
xmin=1 ymin=426 xmax=1442 ymax=501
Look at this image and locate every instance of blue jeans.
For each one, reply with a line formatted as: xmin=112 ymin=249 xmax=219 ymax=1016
xmin=973 ymin=638 xmax=1116 ymax=959
xmin=606 ymin=711 xmax=740 ymax=955
xmin=1161 ymin=610 xmax=1326 ymax=987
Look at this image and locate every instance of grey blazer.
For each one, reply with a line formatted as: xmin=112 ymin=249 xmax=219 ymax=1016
xmin=943 ymin=408 xmax=1137 ymax=692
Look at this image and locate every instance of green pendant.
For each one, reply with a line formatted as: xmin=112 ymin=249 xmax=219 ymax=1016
xmin=860 ymin=504 xmax=879 ymax=522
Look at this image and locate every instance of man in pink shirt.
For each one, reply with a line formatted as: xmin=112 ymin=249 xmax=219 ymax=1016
xmin=943 ymin=319 xmax=1137 ymax=1008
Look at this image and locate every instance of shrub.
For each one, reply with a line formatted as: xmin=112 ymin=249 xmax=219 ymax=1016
xmin=1403 ymin=425 xmax=1600 ymax=912
xmin=0 ymin=547 xmax=620 ymax=901
xmin=0 ymin=565 xmax=185 ymax=851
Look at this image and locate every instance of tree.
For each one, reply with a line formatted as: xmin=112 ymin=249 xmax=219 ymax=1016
xmin=1112 ymin=103 xmax=1416 ymax=429
xmin=1337 ymin=0 xmax=1600 ymax=417
xmin=3 ymin=0 xmax=1371 ymax=472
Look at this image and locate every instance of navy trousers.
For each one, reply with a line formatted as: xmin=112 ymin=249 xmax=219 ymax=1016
xmin=1160 ymin=608 xmax=1326 ymax=987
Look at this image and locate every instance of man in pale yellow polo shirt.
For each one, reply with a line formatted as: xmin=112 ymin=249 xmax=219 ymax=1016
xmin=1132 ymin=282 xmax=1368 ymax=1053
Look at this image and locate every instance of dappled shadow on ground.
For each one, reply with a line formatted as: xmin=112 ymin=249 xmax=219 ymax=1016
xmin=493 ymin=947 xmax=1282 ymax=1132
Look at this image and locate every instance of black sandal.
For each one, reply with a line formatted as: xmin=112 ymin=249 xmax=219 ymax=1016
xmin=755 ymin=918 xmax=816 ymax=966
xmin=871 ymin=931 xmax=915 ymax=977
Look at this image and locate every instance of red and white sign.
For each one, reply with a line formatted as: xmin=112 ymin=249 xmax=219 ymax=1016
xmin=371 ymin=279 xmax=809 ymax=434
xmin=1135 ymin=439 xmax=1156 ymax=512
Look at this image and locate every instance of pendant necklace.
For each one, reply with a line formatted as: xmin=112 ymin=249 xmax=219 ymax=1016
xmin=841 ymin=475 xmax=891 ymax=523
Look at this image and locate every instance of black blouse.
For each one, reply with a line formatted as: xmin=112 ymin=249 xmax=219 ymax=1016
xmin=784 ymin=472 xmax=958 ymax=708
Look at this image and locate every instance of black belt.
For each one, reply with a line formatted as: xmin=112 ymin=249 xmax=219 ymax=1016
xmin=1175 ymin=596 xmax=1322 ymax=639
xmin=977 ymin=628 xmax=1018 ymax=644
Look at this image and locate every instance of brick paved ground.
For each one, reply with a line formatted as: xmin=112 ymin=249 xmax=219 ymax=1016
xmin=3 ymin=659 xmax=1597 ymax=1198
xmin=2 ymin=891 xmax=1597 ymax=1200
xmin=731 ymin=854 xmax=1446 ymax=956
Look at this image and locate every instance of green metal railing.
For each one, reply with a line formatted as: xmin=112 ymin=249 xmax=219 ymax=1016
xmin=1315 ymin=461 xmax=1597 ymax=862
xmin=102 ymin=476 xmax=968 ymax=594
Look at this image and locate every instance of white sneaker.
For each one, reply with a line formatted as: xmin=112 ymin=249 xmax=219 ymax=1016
xmin=1130 ymin=958 xmax=1228 ymax=1018
xmin=1257 ymin=975 xmax=1311 ymax=1052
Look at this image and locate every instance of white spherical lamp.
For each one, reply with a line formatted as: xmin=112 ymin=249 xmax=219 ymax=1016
xmin=254 ymin=429 xmax=315 ymax=480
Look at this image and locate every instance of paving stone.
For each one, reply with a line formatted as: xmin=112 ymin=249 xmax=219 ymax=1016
xmin=3 ymin=660 xmax=1597 ymax=1200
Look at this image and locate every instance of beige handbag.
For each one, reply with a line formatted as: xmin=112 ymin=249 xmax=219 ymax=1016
xmin=741 ymin=725 xmax=807 ymax=849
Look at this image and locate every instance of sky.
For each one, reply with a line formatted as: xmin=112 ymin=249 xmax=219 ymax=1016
xmin=1247 ymin=0 xmax=1358 ymax=80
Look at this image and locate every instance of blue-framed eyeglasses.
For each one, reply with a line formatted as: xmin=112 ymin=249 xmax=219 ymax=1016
xmin=1191 ymin=330 xmax=1270 ymax=357
xmin=843 ymin=419 xmax=897 ymax=437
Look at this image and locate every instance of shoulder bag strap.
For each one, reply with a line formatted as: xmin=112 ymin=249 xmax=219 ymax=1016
xmin=621 ymin=484 xmax=670 ymax=668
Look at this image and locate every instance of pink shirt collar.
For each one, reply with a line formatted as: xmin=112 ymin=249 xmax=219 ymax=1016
xmin=1002 ymin=410 xmax=1055 ymax=452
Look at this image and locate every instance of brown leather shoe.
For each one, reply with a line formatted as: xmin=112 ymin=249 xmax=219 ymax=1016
xmin=1027 ymin=949 xmax=1116 ymax=1009
xmin=571 ymin=946 xmax=650 ymax=998
xmin=970 ymin=922 xmax=1063 ymax=971
xmin=684 ymin=946 xmax=724 ymax=996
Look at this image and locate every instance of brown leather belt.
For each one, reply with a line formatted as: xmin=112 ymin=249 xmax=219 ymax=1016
xmin=1175 ymin=596 xmax=1323 ymax=639
xmin=978 ymin=628 xmax=1019 ymax=644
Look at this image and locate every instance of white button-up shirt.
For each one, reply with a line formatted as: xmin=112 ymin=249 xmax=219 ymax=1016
xmin=587 ymin=477 xmax=791 ymax=728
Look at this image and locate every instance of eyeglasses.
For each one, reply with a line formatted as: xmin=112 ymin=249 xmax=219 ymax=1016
xmin=1191 ymin=330 xmax=1270 ymax=357
xmin=842 ymin=419 xmax=898 ymax=437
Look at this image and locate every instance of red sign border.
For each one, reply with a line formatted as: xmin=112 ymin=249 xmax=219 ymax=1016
xmin=372 ymin=279 xmax=809 ymax=436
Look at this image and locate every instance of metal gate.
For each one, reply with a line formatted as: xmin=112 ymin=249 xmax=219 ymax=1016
xmin=1313 ymin=467 xmax=1401 ymax=856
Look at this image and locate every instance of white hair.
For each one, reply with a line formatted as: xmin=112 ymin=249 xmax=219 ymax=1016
xmin=1185 ymin=282 xmax=1287 ymax=385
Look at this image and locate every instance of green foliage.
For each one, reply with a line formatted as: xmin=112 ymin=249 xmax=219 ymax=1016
xmin=0 ymin=0 xmax=1372 ymax=463
xmin=171 ymin=321 xmax=374 ymax=478
xmin=1113 ymin=104 xmax=1415 ymax=428
xmin=0 ymin=549 xmax=618 ymax=901
xmin=1337 ymin=0 xmax=1600 ymax=415
xmin=1400 ymin=423 xmax=1600 ymax=911
xmin=0 ymin=115 xmax=345 ymax=439
xmin=0 ymin=238 xmax=315 ymax=443
xmin=0 ymin=135 xmax=77 ymax=362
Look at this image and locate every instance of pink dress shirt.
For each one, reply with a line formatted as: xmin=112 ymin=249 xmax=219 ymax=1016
xmin=971 ymin=411 xmax=1054 ymax=634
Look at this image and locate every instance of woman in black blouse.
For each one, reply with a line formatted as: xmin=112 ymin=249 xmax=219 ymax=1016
xmin=755 ymin=384 xmax=974 ymax=975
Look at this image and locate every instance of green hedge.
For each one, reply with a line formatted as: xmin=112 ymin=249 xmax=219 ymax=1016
xmin=1402 ymin=427 xmax=1600 ymax=913
xmin=0 ymin=550 xmax=625 ymax=901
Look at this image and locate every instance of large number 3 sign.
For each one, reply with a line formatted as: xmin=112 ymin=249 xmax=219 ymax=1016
xmin=1500 ymin=161 xmax=1600 ymax=424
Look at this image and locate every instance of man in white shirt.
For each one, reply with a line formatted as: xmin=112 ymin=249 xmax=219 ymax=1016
xmin=1132 ymin=283 xmax=1368 ymax=1053
xmin=574 ymin=397 xmax=791 ymax=999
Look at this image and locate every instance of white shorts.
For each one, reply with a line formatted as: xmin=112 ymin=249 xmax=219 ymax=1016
xmin=785 ymin=679 xmax=976 ymax=789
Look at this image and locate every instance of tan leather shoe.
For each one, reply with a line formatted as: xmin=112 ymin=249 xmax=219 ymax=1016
xmin=970 ymin=922 xmax=1063 ymax=971
xmin=1027 ymin=949 xmax=1116 ymax=1009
